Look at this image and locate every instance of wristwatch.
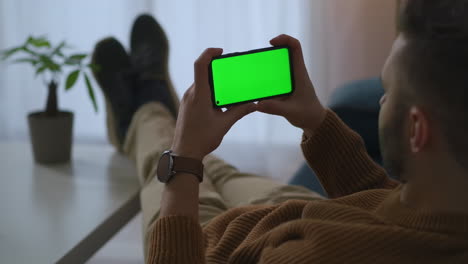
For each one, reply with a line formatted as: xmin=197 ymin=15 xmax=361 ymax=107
xmin=156 ymin=150 xmax=204 ymax=183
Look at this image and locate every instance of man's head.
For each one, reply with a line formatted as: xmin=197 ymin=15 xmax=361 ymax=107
xmin=380 ymin=0 xmax=468 ymax=182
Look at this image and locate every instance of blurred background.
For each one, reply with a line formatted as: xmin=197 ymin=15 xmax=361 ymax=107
xmin=0 ymin=0 xmax=396 ymax=146
xmin=0 ymin=1 xmax=398 ymax=262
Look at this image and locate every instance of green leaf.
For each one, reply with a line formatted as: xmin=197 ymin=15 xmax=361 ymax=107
xmin=35 ymin=65 xmax=47 ymax=76
xmin=51 ymin=41 xmax=66 ymax=57
xmin=65 ymin=54 xmax=87 ymax=65
xmin=65 ymin=70 xmax=80 ymax=90
xmin=51 ymin=64 xmax=61 ymax=72
xmin=1 ymin=46 xmax=25 ymax=60
xmin=84 ymin=73 xmax=98 ymax=112
xmin=12 ymin=57 xmax=39 ymax=66
xmin=27 ymin=36 xmax=51 ymax=48
xmin=39 ymin=55 xmax=61 ymax=72
xmin=39 ymin=54 xmax=53 ymax=64
xmin=70 ymin=54 xmax=87 ymax=60
xmin=22 ymin=46 xmax=40 ymax=57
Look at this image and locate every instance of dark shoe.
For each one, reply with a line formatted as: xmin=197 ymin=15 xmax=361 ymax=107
xmin=91 ymin=37 xmax=135 ymax=148
xmin=130 ymin=14 xmax=179 ymax=118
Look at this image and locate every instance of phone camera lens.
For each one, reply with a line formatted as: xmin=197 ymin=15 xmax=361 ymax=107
xmin=216 ymin=101 xmax=220 ymax=104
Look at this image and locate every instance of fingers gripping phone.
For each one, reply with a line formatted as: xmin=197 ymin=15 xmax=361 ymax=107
xmin=209 ymin=46 xmax=295 ymax=108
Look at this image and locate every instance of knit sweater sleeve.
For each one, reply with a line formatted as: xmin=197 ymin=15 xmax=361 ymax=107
xmin=146 ymin=215 xmax=205 ymax=264
xmin=301 ymin=109 xmax=399 ymax=198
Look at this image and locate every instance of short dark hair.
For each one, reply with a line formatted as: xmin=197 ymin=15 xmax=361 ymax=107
xmin=397 ymin=0 xmax=468 ymax=169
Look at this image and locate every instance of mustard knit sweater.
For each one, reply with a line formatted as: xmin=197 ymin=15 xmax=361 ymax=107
xmin=147 ymin=111 xmax=468 ymax=263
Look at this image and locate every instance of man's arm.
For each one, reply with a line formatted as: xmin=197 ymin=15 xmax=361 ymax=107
xmin=159 ymin=47 xmax=257 ymax=219
xmin=159 ymin=173 xmax=200 ymax=220
xmin=148 ymin=48 xmax=257 ymax=264
xmin=146 ymin=172 xmax=204 ymax=264
xmin=301 ymin=110 xmax=399 ymax=198
xmin=256 ymin=35 xmax=398 ymax=198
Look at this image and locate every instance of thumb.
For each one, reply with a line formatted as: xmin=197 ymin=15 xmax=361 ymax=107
xmin=225 ymin=103 xmax=257 ymax=125
xmin=257 ymin=99 xmax=285 ymax=116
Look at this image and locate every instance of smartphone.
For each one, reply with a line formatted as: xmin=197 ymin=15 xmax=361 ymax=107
xmin=209 ymin=46 xmax=294 ymax=108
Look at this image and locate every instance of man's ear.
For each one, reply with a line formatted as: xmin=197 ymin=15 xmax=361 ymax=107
xmin=409 ymin=106 xmax=430 ymax=153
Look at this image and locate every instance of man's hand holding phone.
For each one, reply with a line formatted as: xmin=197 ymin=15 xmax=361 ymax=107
xmin=172 ymin=34 xmax=326 ymax=161
xmin=171 ymin=48 xmax=257 ymax=161
xmin=257 ymin=34 xmax=326 ymax=136
xmin=162 ymin=35 xmax=327 ymax=223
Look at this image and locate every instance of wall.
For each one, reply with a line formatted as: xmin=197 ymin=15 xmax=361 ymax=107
xmin=323 ymin=0 xmax=397 ymax=95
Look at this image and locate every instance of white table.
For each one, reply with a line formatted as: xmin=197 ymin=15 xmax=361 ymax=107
xmin=0 ymin=141 xmax=140 ymax=264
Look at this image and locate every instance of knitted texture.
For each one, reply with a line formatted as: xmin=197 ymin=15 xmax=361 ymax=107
xmin=147 ymin=110 xmax=468 ymax=263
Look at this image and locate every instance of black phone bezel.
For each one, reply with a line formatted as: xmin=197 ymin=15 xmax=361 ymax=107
xmin=208 ymin=45 xmax=295 ymax=108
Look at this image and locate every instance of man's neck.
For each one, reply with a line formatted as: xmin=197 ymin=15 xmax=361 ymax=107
xmin=400 ymin=166 xmax=468 ymax=215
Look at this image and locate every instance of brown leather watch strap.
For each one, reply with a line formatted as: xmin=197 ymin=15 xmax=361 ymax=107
xmin=172 ymin=155 xmax=204 ymax=182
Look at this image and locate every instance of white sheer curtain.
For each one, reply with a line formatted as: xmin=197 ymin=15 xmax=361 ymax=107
xmin=0 ymin=0 xmax=396 ymax=145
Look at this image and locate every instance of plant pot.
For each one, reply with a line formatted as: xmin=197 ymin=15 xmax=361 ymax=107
xmin=28 ymin=111 xmax=74 ymax=164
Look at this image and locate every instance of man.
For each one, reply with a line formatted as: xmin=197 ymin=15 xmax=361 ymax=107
xmin=93 ymin=0 xmax=468 ymax=263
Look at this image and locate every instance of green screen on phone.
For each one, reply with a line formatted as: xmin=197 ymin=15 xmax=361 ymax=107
xmin=209 ymin=46 xmax=294 ymax=108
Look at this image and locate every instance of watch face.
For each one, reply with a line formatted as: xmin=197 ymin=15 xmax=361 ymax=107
xmin=157 ymin=151 xmax=173 ymax=183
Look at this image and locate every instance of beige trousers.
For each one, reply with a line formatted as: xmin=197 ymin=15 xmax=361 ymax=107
xmin=121 ymin=102 xmax=324 ymax=255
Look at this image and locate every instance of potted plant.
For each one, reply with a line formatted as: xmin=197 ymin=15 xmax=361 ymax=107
xmin=1 ymin=36 xmax=99 ymax=164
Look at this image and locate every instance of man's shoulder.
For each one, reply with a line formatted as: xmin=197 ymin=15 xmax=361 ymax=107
xmin=302 ymin=188 xmax=394 ymax=219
